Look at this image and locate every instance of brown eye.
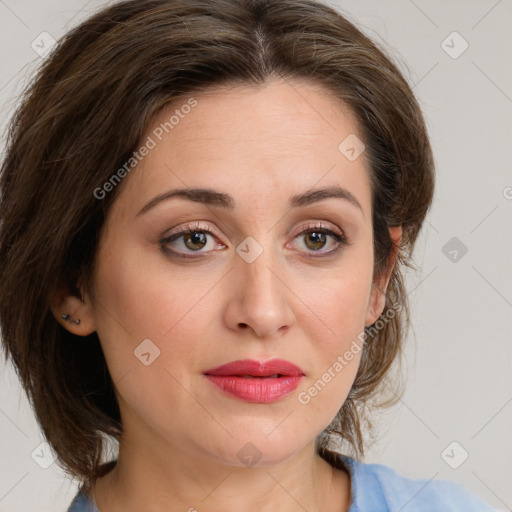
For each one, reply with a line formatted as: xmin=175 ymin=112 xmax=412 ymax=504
xmin=291 ymin=224 xmax=348 ymax=256
xmin=160 ymin=223 xmax=226 ymax=259
xmin=182 ymin=232 xmax=208 ymax=251
xmin=303 ymin=231 xmax=327 ymax=250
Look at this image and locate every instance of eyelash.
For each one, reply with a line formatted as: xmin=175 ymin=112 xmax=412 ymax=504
xmin=159 ymin=221 xmax=349 ymax=260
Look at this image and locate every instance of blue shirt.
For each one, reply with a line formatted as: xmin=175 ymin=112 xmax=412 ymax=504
xmin=67 ymin=455 xmax=497 ymax=511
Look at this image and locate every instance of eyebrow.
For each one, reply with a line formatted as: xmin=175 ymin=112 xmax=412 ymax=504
xmin=135 ymin=185 xmax=363 ymax=217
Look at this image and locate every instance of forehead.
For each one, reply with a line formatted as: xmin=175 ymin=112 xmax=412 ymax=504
xmin=114 ymin=78 xmax=372 ymax=217
xmin=151 ymin=78 xmax=360 ymax=150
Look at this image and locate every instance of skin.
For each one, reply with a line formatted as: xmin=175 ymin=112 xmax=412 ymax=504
xmin=52 ymin=78 xmax=401 ymax=512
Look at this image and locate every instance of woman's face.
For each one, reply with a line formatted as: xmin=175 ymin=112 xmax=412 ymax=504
xmin=86 ymin=78 xmax=397 ymax=467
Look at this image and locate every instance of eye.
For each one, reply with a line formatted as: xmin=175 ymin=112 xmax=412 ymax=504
xmin=160 ymin=221 xmax=349 ymax=260
xmin=160 ymin=222 xmax=225 ymax=259
xmin=291 ymin=222 xmax=348 ymax=256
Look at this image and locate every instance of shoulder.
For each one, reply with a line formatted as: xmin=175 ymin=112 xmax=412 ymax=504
xmin=66 ymin=490 xmax=100 ymax=512
xmin=339 ymin=455 xmax=498 ymax=512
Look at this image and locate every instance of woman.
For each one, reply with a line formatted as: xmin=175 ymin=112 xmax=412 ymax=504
xmin=0 ymin=0 xmax=497 ymax=510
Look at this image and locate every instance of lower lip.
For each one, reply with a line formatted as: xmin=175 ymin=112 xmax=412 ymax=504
xmin=205 ymin=375 xmax=303 ymax=403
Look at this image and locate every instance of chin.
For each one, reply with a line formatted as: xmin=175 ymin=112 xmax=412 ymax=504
xmin=202 ymin=431 xmax=309 ymax=469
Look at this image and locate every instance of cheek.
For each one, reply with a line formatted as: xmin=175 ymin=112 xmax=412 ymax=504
xmin=324 ymin=274 xmax=371 ymax=329
xmin=295 ymin=289 xmax=364 ymax=431
xmin=90 ymin=246 xmax=216 ymax=439
xmin=291 ymin=253 xmax=372 ymax=419
xmin=296 ymin=246 xmax=373 ymax=352
xmin=90 ymin=236 xmax=220 ymax=387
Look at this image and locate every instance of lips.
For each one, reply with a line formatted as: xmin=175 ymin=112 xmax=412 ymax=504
xmin=203 ymin=359 xmax=305 ymax=378
xmin=203 ymin=359 xmax=305 ymax=403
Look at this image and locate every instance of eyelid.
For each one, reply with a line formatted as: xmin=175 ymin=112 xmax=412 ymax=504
xmin=289 ymin=220 xmax=345 ymax=240
xmin=165 ymin=221 xmax=225 ymax=242
xmin=286 ymin=222 xmax=349 ymax=256
xmin=159 ymin=222 xmax=225 ymax=260
xmin=163 ymin=220 xmax=345 ymax=244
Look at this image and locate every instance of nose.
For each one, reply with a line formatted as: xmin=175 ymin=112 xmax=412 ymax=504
xmin=222 ymin=242 xmax=295 ymax=339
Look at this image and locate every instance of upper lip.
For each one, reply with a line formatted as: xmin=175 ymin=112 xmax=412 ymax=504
xmin=204 ymin=359 xmax=305 ymax=377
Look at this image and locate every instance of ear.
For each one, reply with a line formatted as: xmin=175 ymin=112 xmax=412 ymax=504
xmin=50 ymin=282 xmax=96 ymax=336
xmin=365 ymin=226 xmax=402 ymax=327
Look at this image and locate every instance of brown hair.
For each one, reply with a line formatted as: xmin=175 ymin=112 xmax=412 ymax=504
xmin=0 ymin=0 xmax=434 ymax=490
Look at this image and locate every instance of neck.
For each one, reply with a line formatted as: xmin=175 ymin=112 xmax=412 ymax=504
xmin=92 ymin=436 xmax=351 ymax=512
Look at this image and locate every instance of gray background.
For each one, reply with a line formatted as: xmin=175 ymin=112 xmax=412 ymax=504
xmin=0 ymin=0 xmax=511 ymax=510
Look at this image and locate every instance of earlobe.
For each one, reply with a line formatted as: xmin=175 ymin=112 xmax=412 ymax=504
xmin=365 ymin=225 xmax=402 ymax=327
xmin=50 ymin=283 xmax=96 ymax=336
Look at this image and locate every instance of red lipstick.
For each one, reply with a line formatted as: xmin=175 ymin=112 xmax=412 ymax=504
xmin=203 ymin=359 xmax=305 ymax=403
